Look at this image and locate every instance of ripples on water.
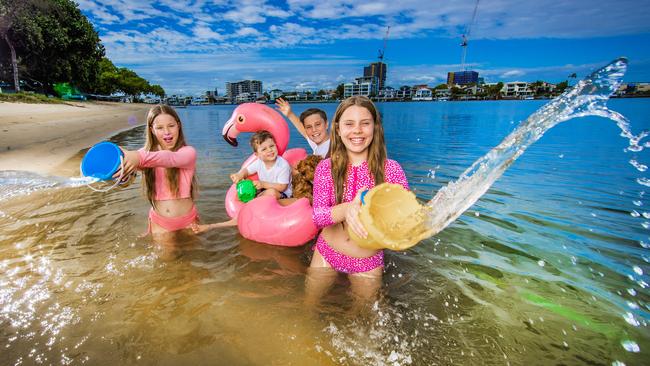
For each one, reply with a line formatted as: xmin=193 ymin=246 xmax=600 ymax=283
xmin=1 ymin=98 xmax=649 ymax=365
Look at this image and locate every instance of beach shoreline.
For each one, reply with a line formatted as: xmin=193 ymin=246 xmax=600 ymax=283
xmin=0 ymin=101 xmax=150 ymax=176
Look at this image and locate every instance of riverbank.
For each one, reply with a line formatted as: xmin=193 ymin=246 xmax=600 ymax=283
xmin=0 ymin=101 xmax=149 ymax=175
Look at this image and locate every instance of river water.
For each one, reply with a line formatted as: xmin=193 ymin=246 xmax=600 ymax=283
xmin=1 ymin=98 xmax=649 ymax=365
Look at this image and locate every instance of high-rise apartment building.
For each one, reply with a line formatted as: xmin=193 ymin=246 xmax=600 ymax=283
xmin=363 ymin=62 xmax=387 ymax=90
xmin=447 ymin=71 xmax=479 ymax=86
xmin=225 ymin=80 xmax=262 ymax=102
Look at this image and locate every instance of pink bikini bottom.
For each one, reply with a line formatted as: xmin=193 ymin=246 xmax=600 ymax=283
xmin=315 ymin=235 xmax=384 ymax=274
xmin=148 ymin=205 xmax=198 ymax=233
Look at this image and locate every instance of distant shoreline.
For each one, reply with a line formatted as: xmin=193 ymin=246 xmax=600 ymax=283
xmin=175 ymin=94 xmax=649 ymax=107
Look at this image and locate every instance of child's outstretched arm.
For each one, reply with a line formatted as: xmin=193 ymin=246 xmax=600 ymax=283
xmin=230 ymin=168 xmax=249 ymax=183
xmin=275 ymin=98 xmax=307 ymax=140
xmin=112 ymin=149 xmax=140 ymax=178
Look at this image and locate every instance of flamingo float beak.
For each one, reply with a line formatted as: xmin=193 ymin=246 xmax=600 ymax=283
xmin=222 ymin=113 xmax=239 ymax=147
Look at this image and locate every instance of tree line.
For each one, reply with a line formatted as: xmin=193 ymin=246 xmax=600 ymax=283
xmin=0 ymin=0 xmax=164 ymax=98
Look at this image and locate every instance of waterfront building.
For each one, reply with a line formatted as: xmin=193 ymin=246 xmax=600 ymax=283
xmin=269 ymin=89 xmax=283 ymax=101
xmin=396 ymin=85 xmax=412 ymax=100
xmin=412 ymin=87 xmax=433 ymax=101
xmin=447 ymin=71 xmax=479 ymax=86
xmin=502 ymin=82 xmax=534 ymax=99
xmin=234 ymin=92 xmax=263 ymax=103
xmin=344 ymin=76 xmax=378 ymax=98
xmin=226 ymin=80 xmax=262 ymax=102
xmin=364 ymin=62 xmax=387 ymax=90
xmin=377 ymin=86 xmax=396 ymax=101
xmin=435 ymin=88 xmax=451 ymax=100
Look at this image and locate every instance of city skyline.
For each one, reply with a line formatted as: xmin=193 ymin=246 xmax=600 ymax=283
xmin=77 ymin=0 xmax=650 ymax=95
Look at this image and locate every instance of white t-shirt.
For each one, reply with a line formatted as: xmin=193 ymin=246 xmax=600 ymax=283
xmin=307 ymin=138 xmax=330 ymax=158
xmin=246 ymin=156 xmax=293 ymax=197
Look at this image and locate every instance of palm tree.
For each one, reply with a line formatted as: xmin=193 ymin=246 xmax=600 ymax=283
xmin=568 ymin=73 xmax=577 ymax=86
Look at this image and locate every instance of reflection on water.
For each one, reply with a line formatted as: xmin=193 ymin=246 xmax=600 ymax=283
xmin=1 ymin=96 xmax=649 ymax=365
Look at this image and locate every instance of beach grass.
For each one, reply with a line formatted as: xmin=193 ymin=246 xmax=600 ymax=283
xmin=0 ymin=92 xmax=67 ymax=104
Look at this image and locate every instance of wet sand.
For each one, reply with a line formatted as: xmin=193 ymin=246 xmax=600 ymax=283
xmin=0 ymin=101 xmax=149 ymax=175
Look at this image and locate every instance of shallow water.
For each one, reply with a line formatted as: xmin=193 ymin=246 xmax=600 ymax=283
xmin=1 ymin=99 xmax=649 ymax=365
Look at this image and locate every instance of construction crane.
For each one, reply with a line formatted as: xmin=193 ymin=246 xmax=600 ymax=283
xmin=460 ymin=0 xmax=480 ymax=71
xmin=378 ymin=25 xmax=391 ymax=62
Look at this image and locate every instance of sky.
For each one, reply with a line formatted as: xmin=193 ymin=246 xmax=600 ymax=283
xmin=76 ymin=0 xmax=650 ymax=96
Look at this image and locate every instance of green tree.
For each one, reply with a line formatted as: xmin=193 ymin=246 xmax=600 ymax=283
xmin=450 ymin=86 xmax=462 ymax=100
xmin=335 ymin=83 xmax=344 ymax=99
xmin=434 ymin=83 xmax=448 ymax=90
xmin=94 ymin=57 xmax=119 ymax=95
xmin=6 ymin=0 xmax=105 ymax=92
xmin=485 ymin=82 xmax=503 ymax=100
xmin=555 ymin=80 xmax=569 ymax=94
xmin=0 ymin=0 xmax=46 ymax=92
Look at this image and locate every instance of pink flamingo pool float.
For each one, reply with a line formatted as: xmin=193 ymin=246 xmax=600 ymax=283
xmin=221 ymin=103 xmax=318 ymax=246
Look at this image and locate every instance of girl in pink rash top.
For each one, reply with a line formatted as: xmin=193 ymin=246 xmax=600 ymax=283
xmin=117 ymin=105 xmax=199 ymax=242
xmin=305 ymin=96 xmax=409 ymax=309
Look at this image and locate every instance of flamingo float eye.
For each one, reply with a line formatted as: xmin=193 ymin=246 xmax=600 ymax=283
xmin=237 ymin=115 xmax=245 ymax=124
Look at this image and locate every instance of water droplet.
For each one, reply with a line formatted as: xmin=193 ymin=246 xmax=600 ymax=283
xmin=630 ymin=159 xmax=648 ymax=172
xmin=537 ymin=260 xmax=545 ymax=267
xmin=558 ymin=154 xmax=564 ymax=158
xmin=621 ymin=340 xmax=640 ymax=353
xmin=612 ymin=361 xmax=626 ymax=366
xmin=633 ymin=266 xmax=643 ymax=275
xmin=637 ymin=177 xmax=650 ymax=187
xmin=631 ymin=210 xmax=640 ymax=217
xmin=633 ymin=200 xmax=642 ymax=206
xmin=623 ymin=312 xmax=640 ymax=326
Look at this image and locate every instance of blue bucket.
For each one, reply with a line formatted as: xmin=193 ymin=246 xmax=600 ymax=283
xmin=80 ymin=141 xmax=124 ymax=181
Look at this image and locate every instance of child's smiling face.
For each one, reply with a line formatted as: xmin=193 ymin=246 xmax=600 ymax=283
xmin=255 ymin=137 xmax=278 ymax=163
xmin=303 ymin=114 xmax=328 ymax=145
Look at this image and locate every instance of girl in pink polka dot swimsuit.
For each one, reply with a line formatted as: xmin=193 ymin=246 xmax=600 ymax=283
xmin=305 ymin=96 xmax=409 ymax=307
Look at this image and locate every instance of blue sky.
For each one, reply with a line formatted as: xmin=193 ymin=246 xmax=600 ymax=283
xmin=76 ymin=0 xmax=650 ymax=96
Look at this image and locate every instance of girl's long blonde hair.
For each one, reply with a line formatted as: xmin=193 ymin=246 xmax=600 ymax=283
xmin=329 ymin=96 xmax=386 ymax=204
xmin=142 ymin=105 xmax=197 ymax=207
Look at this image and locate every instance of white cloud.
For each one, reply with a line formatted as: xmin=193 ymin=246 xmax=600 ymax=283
xmin=75 ymin=0 xmax=650 ymax=94
xmin=500 ymin=70 xmax=525 ymax=78
xmin=235 ymin=27 xmax=262 ymax=37
xmin=193 ymin=24 xmax=224 ymax=41
xmin=223 ymin=5 xmax=267 ymax=24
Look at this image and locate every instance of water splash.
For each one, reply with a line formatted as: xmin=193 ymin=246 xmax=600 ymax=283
xmin=423 ymin=57 xmax=635 ymax=235
xmin=0 ymin=171 xmax=98 ymax=201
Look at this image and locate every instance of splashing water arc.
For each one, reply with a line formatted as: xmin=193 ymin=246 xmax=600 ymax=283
xmin=352 ymin=57 xmax=630 ymax=251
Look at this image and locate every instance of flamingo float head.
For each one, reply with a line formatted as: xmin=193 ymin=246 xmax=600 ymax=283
xmin=221 ymin=103 xmax=290 ymax=155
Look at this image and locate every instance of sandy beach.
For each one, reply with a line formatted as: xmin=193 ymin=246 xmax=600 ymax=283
xmin=0 ymin=101 xmax=150 ymax=175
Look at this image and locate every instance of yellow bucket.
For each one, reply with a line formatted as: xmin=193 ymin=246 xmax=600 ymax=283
xmin=347 ymin=183 xmax=434 ymax=251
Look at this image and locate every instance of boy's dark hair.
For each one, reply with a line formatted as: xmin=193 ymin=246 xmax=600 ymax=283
xmin=299 ymin=108 xmax=327 ymax=124
xmin=250 ymin=130 xmax=275 ymax=152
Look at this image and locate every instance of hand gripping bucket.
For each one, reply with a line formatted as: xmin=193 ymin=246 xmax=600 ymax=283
xmin=347 ymin=183 xmax=435 ymax=251
xmin=80 ymin=141 xmax=134 ymax=192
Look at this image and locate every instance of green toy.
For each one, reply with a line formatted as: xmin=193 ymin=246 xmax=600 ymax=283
xmin=237 ymin=179 xmax=257 ymax=203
